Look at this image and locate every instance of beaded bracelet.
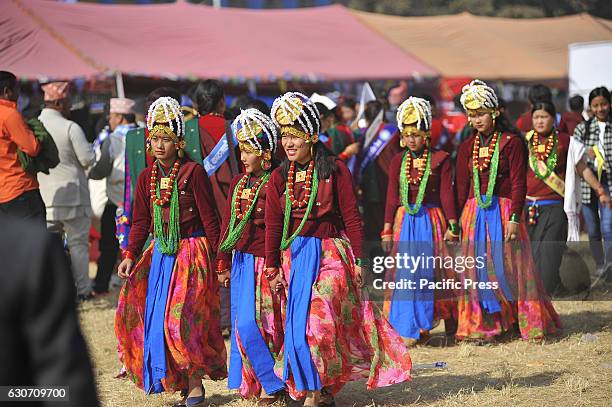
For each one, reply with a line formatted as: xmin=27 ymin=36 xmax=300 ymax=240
xmin=380 ymin=229 xmax=393 ymax=239
xmin=449 ymin=222 xmax=459 ymax=234
xmin=509 ymin=213 xmax=521 ymax=224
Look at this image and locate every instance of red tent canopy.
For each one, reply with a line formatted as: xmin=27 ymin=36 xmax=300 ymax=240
xmin=1 ymin=0 xmax=437 ymax=81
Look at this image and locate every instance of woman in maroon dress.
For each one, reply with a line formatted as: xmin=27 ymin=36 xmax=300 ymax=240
xmin=381 ymin=96 xmax=458 ymax=346
xmin=115 ymin=97 xmax=226 ymax=406
xmin=216 ymin=108 xmax=286 ymax=404
xmin=524 ymin=101 xmax=570 ymax=295
xmin=265 ymin=92 xmax=412 ymax=406
xmin=454 ymin=80 xmax=561 ymax=342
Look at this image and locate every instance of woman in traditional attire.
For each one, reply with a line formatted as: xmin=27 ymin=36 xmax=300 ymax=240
xmin=524 ymin=101 xmax=570 ymax=295
xmin=381 ymin=97 xmax=458 ymax=346
xmin=567 ymin=87 xmax=612 ymax=283
xmin=455 ymin=80 xmax=561 ymax=342
xmin=216 ymin=108 xmax=286 ymax=404
xmin=265 ymin=92 xmax=412 ymax=406
xmin=115 ymin=97 xmax=226 ymax=407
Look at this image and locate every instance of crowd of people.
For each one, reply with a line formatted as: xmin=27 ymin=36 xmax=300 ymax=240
xmin=1 ymin=68 xmax=612 ymax=406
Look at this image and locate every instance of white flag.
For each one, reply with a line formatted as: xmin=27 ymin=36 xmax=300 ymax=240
xmin=355 ymin=82 xmax=376 ymax=123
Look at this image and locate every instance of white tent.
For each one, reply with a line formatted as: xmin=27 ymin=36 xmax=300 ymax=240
xmin=568 ymin=41 xmax=612 ymax=107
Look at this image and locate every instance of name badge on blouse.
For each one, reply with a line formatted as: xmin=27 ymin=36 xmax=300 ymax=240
xmin=296 ymin=171 xmax=307 ymax=183
xmin=414 ymin=158 xmax=424 ymax=169
xmin=537 ymin=144 xmax=546 ymax=153
xmin=479 ymin=147 xmax=489 ymax=158
xmin=241 ymin=188 xmax=251 ymax=199
xmin=160 ymin=177 xmax=170 ymax=190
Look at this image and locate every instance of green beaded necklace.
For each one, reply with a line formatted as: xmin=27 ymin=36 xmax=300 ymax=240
xmin=399 ymin=149 xmax=432 ymax=215
xmin=219 ymin=172 xmax=270 ymax=252
xmin=529 ymin=132 xmax=558 ymax=180
xmin=473 ymin=133 xmax=501 ymax=209
xmin=153 ymin=161 xmax=181 ymax=254
xmin=280 ymin=165 xmax=319 ymax=250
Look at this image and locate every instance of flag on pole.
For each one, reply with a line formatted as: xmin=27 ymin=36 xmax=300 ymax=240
xmin=355 ymin=82 xmax=376 ymax=126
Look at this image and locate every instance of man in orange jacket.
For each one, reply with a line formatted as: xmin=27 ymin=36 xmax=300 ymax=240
xmin=0 ymin=71 xmax=44 ymax=224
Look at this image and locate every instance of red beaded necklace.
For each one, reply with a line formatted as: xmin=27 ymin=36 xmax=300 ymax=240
xmin=405 ymin=148 xmax=429 ymax=185
xmin=472 ymin=131 xmax=500 ymax=171
xmin=531 ymin=131 xmax=555 ymax=161
xmin=150 ymin=160 xmax=180 ymax=206
xmin=233 ymin=174 xmax=266 ymax=220
xmin=287 ymin=161 xmax=315 ymax=209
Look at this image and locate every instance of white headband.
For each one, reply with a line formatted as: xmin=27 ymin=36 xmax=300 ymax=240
xmin=271 ymin=91 xmax=321 ymax=136
xmin=146 ymin=96 xmax=185 ymax=139
xmin=232 ymin=108 xmax=278 ymax=153
xmin=460 ymin=79 xmax=499 ymax=111
xmin=396 ymin=96 xmax=432 ymax=132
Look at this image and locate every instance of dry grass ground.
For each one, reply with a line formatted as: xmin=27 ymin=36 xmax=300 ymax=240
xmin=79 ymin=282 xmax=612 ymax=407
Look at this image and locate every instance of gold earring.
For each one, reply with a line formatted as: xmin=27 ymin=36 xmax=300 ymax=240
xmin=400 ymin=139 xmax=406 ymax=148
xmin=174 ymin=141 xmax=185 ymax=158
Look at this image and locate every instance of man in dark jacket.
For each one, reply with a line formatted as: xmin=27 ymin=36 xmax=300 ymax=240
xmin=0 ymin=220 xmax=99 ymax=406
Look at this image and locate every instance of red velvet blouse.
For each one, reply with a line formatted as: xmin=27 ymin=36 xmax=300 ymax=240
xmin=456 ymin=132 xmax=527 ymax=216
xmin=265 ymin=160 xmax=363 ymax=268
xmin=384 ymin=149 xmax=457 ymax=224
xmin=124 ymin=159 xmax=220 ymax=259
xmin=525 ymin=131 xmax=570 ymax=200
xmin=217 ymin=173 xmax=268 ymax=262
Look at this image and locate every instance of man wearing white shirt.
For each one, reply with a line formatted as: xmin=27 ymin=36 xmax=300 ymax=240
xmin=38 ymin=82 xmax=95 ymax=301
xmin=89 ymin=98 xmax=137 ymax=295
